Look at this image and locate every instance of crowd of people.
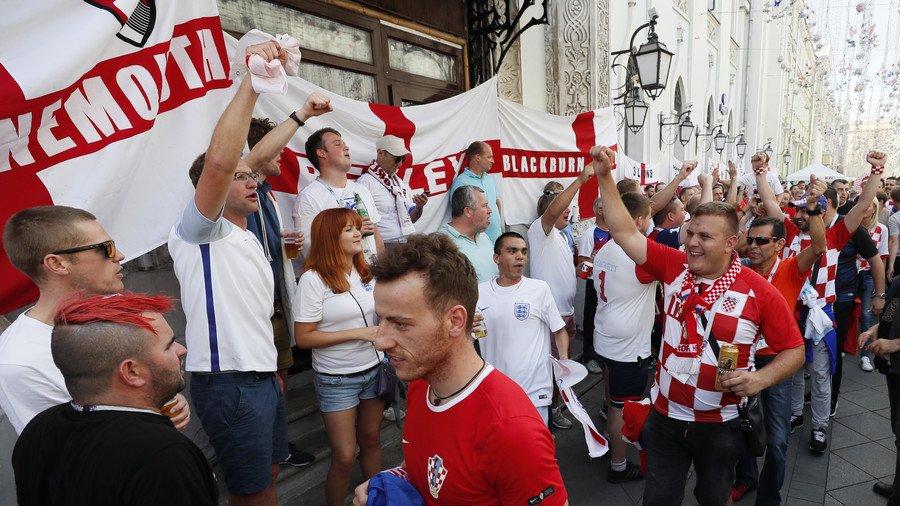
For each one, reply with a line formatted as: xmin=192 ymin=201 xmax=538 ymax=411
xmin=3 ymin=39 xmax=900 ymax=506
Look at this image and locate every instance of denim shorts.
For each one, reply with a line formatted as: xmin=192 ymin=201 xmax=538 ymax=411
xmin=313 ymin=363 xmax=380 ymax=413
xmin=190 ymin=372 xmax=288 ymax=495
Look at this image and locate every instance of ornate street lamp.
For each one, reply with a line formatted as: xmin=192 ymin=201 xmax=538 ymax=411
xmin=659 ymin=110 xmax=694 ymax=147
xmin=624 ymin=83 xmax=649 ymax=134
xmin=783 ymin=150 xmax=792 ymax=167
xmin=611 ymin=10 xmax=673 ymax=101
xmin=735 ymin=134 xmax=747 ymax=158
xmin=713 ymin=127 xmax=727 ymax=154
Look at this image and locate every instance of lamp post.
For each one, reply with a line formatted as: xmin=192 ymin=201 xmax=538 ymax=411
xmin=624 ymin=81 xmax=649 ymax=134
xmin=659 ymin=110 xmax=694 ymax=147
xmin=783 ymin=150 xmax=792 ymax=167
xmin=735 ymin=134 xmax=747 ymax=159
xmin=696 ymin=124 xmax=723 ymax=153
xmin=713 ymin=127 xmax=727 ymax=154
xmin=611 ymin=10 xmax=674 ymax=101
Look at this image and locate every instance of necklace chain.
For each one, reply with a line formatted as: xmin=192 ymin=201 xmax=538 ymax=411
xmin=432 ymin=359 xmax=486 ymax=406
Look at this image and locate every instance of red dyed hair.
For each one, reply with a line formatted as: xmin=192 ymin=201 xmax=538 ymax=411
xmin=54 ymin=292 xmax=174 ymax=334
xmin=302 ymin=208 xmax=372 ymax=293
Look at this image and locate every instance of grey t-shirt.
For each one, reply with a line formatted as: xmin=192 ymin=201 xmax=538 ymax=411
xmin=888 ymin=211 xmax=900 ymax=258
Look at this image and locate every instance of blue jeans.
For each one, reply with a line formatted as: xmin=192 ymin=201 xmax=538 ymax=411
xmin=735 ymin=355 xmax=792 ymax=505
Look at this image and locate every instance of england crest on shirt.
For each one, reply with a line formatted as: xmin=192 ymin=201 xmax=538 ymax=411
xmin=514 ymin=302 xmax=530 ymax=321
xmin=427 ymin=455 xmax=449 ymax=499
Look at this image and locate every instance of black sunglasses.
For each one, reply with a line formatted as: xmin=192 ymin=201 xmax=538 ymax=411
xmin=51 ymin=240 xmax=117 ymax=259
xmin=746 ymin=236 xmax=778 ymax=246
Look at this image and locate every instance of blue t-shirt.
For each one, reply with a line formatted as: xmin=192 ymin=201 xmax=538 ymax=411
xmin=651 ymin=227 xmax=681 ymax=249
xmin=448 ymin=168 xmax=502 ymax=243
xmin=834 ymin=217 xmax=878 ymax=302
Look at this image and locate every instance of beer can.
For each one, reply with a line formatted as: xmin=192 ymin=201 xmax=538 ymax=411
xmin=578 ymin=261 xmax=593 ymax=280
xmin=715 ymin=343 xmax=739 ymax=392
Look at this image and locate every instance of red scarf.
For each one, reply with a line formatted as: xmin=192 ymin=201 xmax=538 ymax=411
xmin=675 ymin=253 xmax=742 ymax=357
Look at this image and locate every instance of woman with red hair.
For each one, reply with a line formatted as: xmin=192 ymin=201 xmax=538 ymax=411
xmin=293 ymin=207 xmax=382 ymax=506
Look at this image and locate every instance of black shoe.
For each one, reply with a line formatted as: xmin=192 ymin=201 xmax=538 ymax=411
xmin=789 ymin=414 xmax=804 ymax=434
xmin=830 ymin=399 xmax=839 ymax=417
xmin=607 ymin=462 xmax=644 ymax=483
xmin=281 ymin=443 xmax=315 ymax=467
xmin=873 ymin=481 xmax=894 ymax=498
xmin=809 ymin=427 xmax=827 ymax=454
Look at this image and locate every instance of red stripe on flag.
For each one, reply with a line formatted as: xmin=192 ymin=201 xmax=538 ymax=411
xmin=0 ymin=171 xmax=54 ymax=313
xmin=572 ymin=111 xmax=597 ymax=219
xmin=0 ymin=63 xmax=26 ymax=118
xmin=368 ymin=103 xmax=416 ymax=172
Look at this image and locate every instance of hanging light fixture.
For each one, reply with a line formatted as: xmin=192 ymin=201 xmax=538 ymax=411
xmin=713 ymin=127 xmax=727 ymax=154
xmin=678 ymin=115 xmax=694 ymax=146
xmin=632 ymin=15 xmax=674 ymax=100
xmin=783 ymin=150 xmax=792 ymax=166
xmin=624 ymin=82 xmax=649 ymax=134
xmin=735 ymin=134 xmax=747 ymax=158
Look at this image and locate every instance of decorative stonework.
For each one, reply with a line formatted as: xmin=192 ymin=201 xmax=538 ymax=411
xmin=544 ymin=0 xmax=610 ymax=114
xmin=595 ymin=0 xmax=610 ymax=107
xmin=673 ymin=0 xmax=688 ymax=15
xmin=560 ymin=0 xmax=592 ymax=114
xmin=730 ymin=39 xmax=738 ymax=69
xmin=498 ymin=38 xmax=523 ymax=103
xmin=545 ymin=19 xmax=559 ymax=114
xmin=707 ymin=15 xmax=719 ymax=46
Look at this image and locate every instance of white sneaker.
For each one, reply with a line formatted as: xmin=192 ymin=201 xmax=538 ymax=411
xmin=383 ymin=407 xmax=406 ymax=422
xmin=861 ymin=356 xmax=874 ymax=372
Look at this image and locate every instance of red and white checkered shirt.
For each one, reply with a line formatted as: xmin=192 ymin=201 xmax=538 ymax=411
xmin=859 ymin=223 xmax=889 ymax=271
xmin=785 ymin=219 xmax=853 ymax=305
xmin=641 ymin=241 xmax=802 ymax=422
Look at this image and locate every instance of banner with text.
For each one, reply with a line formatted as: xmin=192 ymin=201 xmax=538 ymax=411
xmin=0 ymin=0 xmax=233 ymax=312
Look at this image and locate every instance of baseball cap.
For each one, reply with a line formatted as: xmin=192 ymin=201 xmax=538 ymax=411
xmin=376 ymin=135 xmax=410 ymax=157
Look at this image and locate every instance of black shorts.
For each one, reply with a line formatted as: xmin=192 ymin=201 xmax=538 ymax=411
xmin=598 ymin=355 xmax=651 ymax=408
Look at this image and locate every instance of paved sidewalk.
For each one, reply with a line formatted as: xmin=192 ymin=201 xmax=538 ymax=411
xmin=556 ymin=354 xmax=896 ymax=505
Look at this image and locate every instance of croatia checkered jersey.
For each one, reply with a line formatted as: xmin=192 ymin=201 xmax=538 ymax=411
xmin=784 ymin=219 xmax=853 ymax=305
xmin=858 ymin=223 xmax=889 ymax=271
xmin=640 ymin=240 xmax=803 ymax=422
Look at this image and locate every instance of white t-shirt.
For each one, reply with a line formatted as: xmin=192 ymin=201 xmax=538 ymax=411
xmin=294 ymin=268 xmax=381 ymax=375
xmin=738 ymin=170 xmax=785 ymax=197
xmin=293 ymin=179 xmax=382 ymax=258
xmin=477 ymin=277 xmax=565 ymax=408
xmin=0 ymin=312 xmax=69 ymax=434
xmin=592 ymin=240 xmax=656 ymax=362
xmin=169 ymin=201 xmax=277 ymax=373
xmin=527 ymin=219 xmax=576 ymax=316
xmin=356 ymin=172 xmax=415 ymax=243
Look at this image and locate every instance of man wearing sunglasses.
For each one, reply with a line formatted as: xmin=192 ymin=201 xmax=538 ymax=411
xmin=168 ymin=41 xmax=332 ymax=506
xmin=357 ymin=135 xmax=429 ymax=246
xmin=730 ymin=173 xmax=827 ymax=504
xmin=0 ymin=206 xmax=192 ymax=436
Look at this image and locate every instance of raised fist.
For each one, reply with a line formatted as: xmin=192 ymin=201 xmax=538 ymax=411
xmin=867 ymin=151 xmax=888 ymax=167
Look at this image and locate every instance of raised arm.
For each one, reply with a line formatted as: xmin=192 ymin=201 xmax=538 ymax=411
xmin=243 ymin=92 xmax=333 ymax=172
xmin=590 ymin=146 xmax=648 ymax=265
xmin=725 ymin=160 xmax=740 ymax=206
xmin=844 ymin=151 xmax=888 ymax=232
xmin=795 ymin=175 xmax=827 ymax=273
xmin=194 ymin=42 xmax=282 ymax=219
xmin=698 ymin=173 xmax=713 ymax=204
xmin=649 ymin=160 xmax=697 ymax=215
xmin=753 ymin=152 xmax=784 ymax=218
xmin=539 ymin=161 xmax=595 ymax=235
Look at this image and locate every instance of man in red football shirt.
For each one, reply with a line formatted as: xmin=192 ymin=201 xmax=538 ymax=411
xmin=352 ymin=233 xmax=568 ymax=506
xmin=590 ymin=145 xmax=805 ymax=506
